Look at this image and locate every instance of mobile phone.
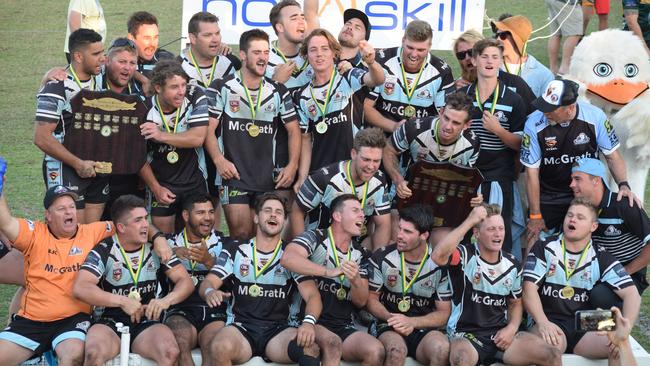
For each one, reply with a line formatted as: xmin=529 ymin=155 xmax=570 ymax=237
xmin=575 ymin=309 xmax=616 ymax=331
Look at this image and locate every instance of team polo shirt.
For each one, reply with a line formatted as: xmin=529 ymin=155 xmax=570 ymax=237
xmin=370 ymin=244 xmax=451 ymax=317
xmin=447 ymin=243 xmax=522 ymax=335
xmin=623 ymin=1 xmax=650 ymax=46
xmin=593 ymin=189 xmax=650 ymax=266
xmin=292 ymin=229 xmax=371 ymax=327
xmin=524 ymin=234 xmax=633 ymax=321
xmin=144 ymin=85 xmax=209 ymax=188
xmin=296 ymin=160 xmax=391 ymax=230
xmin=207 ymin=74 xmax=297 ymax=192
xmin=520 ymin=102 xmax=619 ymax=203
xmin=211 ymin=240 xmax=302 ymax=326
xmin=368 ymin=47 xmax=454 ymax=123
xmin=180 ymin=50 xmax=239 ymax=89
xmin=81 ymin=235 xmax=182 ymax=320
xmin=12 ymin=219 xmax=114 ymax=321
xmin=463 ymin=81 xmax=527 ymax=181
xmin=294 ymin=68 xmax=368 ymax=171
xmin=137 ymin=49 xmax=175 ymax=79
xmin=391 ymin=116 xmax=480 ymax=169
xmin=498 ymin=70 xmax=537 ymax=115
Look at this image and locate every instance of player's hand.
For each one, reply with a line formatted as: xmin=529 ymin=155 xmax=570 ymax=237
xmin=145 ymin=297 xmax=171 ymax=320
xmin=153 ymin=185 xmax=176 ymax=205
xmin=387 ymin=314 xmax=415 ymax=336
xmin=526 ymin=218 xmax=547 ymax=248
xmin=494 ymin=325 xmax=517 ymax=350
xmin=467 ymin=205 xmax=488 ymax=225
xmin=293 ymin=174 xmax=307 ymax=194
xmin=395 ymin=180 xmax=412 ymax=199
xmin=140 ymin=122 xmax=164 ymax=141
xmin=359 ymin=40 xmax=376 ymax=65
xmin=75 ymin=160 xmax=97 ymax=178
xmin=341 ymin=261 xmax=361 ymax=282
xmin=188 ymin=239 xmax=211 ymax=265
xmin=454 ymin=78 xmax=471 ymax=90
xmin=537 ymin=320 xmax=563 ymax=347
xmin=482 ymin=111 xmax=502 ymax=134
xmin=205 ymin=290 xmax=230 ymax=308
xmin=215 ymin=157 xmax=240 ymax=180
xmin=119 ymin=296 xmax=142 ymax=320
xmin=152 ymin=238 xmax=173 ymax=264
xmin=174 ymin=247 xmax=190 ymax=260
xmin=275 ymin=164 xmax=297 ymax=189
xmin=337 ymin=60 xmax=353 ymax=74
xmin=216 ymin=42 xmax=231 ymax=55
xmin=469 ymin=193 xmax=483 ymax=207
xmin=273 ymin=62 xmax=296 ymax=83
xmin=324 ymin=267 xmax=344 ymax=278
xmin=296 ymin=323 xmax=316 ymax=347
xmin=598 ymin=307 xmax=633 ymax=348
xmin=42 ymin=67 xmax=67 ymax=84
xmin=616 ymin=185 xmax=642 ymax=208
xmin=392 ymin=119 xmax=406 ymax=133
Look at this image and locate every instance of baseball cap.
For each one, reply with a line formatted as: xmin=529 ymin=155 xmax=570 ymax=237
xmin=571 ymin=158 xmax=609 ymax=187
xmin=343 ymin=8 xmax=371 ymax=40
xmin=532 ymin=79 xmax=579 ymax=113
xmin=43 ymin=185 xmax=79 ymax=209
xmin=490 ymin=15 xmax=532 ymax=55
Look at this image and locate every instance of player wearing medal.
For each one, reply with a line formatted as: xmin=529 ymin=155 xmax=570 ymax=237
xmin=293 ymin=28 xmax=384 ymax=177
xmin=199 ymin=193 xmax=321 ymax=366
xmin=73 ymin=195 xmax=193 ymax=366
xmin=139 ymin=60 xmax=209 ymax=234
xmin=35 ymin=29 xmax=109 ymax=224
xmin=523 ymin=198 xmax=641 ymax=360
xmin=281 ymin=194 xmax=385 ymax=366
xmin=291 ymin=128 xmax=391 ymax=250
xmin=431 ymin=204 xmax=561 ymax=366
xmin=460 ymin=39 xmax=527 ymax=255
xmin=206 ymin=29 xmax=300 ymax=240
xmin=163 ymin=194 xmax=230 ymax=366
xmin=367 ymin=205 xmax=451 ymax=366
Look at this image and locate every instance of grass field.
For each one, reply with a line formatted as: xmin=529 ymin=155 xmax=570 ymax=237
xmin=0 ymin=0 xmax=648 ymax=351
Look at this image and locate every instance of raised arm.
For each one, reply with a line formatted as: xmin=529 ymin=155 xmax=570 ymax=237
xmin=431 ymin=206 xmax=486 ymax=265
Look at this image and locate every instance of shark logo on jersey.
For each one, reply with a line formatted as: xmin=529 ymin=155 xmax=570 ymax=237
xmin=416 ymin=89 xmax=432 ymax=100
xmin=75 ymin=321 xmax=90 ymax=332
xmin=504 ymin=277 xmax=513 ymax=290
xmin=264 ymin=102 xmax=275 ymax=112
xmin=113 ymin=268 xmax=122 ymax=281
xmin=604 ymin=225 xmax=621 ymax=236
xmin=68 ymin=246 xmax=83 ymax=256
xmin=573 ymin=133 xmax=590 ymax=145
xmin=494 ymin=111 xmax=508 ymax=123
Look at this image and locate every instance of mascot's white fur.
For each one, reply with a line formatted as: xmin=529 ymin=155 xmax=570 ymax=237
xmin=567 ymin=29 xmax=650 ymax=197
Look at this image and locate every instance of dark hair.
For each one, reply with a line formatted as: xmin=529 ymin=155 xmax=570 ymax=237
xmin=69 ymin=28 xmax=103 ymax=54
xmin=188 ymin=11 xmax=219 ymax=35
xmin=240 ymin=29 xmax=270 ymax=53
xmin=127 ymin=11 xmax=158 ymax=37
xmin=181 ymin=193 xmax=214 ymax=213
xmin=269 ymin=0 xmax=301 ymax=34
xmin=149 ymin=59 xmax=188 ymax=95
xmin=569 ymin=197 xmax=599 ymax=222
xmin=474 ymin=203 xmax=502 ymax=229
xmin=472 ymin=38 xmax=504 ymax=57
xmin=300 ymin=28 xmax=341 ymax=58
xmin=330 ymin=194 xmax=360 ymax=219
xmin=444 ymin=92 xmax=474 ymax=121
xmin=254 ymin=192 xmax=289 ymax=217
xmin=353 ymin=127 xmax=386 ymax=151
xmin=111 ymin=195 xmax=146 ymax=224
xmin=398 ymin=204 xmax=434 ymax=233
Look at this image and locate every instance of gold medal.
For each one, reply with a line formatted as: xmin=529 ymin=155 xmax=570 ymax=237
xmin=249 ymin=283 xmax=262 ymax=297
xmin=167 ymin=151 xmax=179 ymax=164
xmin=359 ymin=223 xmax=367 ymax=236
xmin=436 ymin=194 xmax=446 ymax=204
xmin=315 ymin=121 xmax=328 ymax=134
xmin=561 ymin=286 xmax=575 ymax=299
xmin=336 ymin=287 xmax=347 ymax=301
xmin=128 ymin=290 xmax=141 ymax=301
xmin=404 ymin=105 xmax=416 ymax=118
xmin=248 ymin=124 xmax=260 ymax=137
xmin=191 ymin=276 xmax=199 ymax=287
xmin=398 ymin=298 xmax=410 ymax=313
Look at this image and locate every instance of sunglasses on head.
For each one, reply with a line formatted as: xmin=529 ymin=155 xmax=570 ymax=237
xmin=496 ymin=32 xmax=511 ymax=40
xmin=455 ymin=49 xmax=472 ymax=60
xmin=109 ymin=38 xmax=136 ymax=50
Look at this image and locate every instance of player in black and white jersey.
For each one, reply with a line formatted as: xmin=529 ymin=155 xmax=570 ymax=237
xmin=291 ymin=128 xmax=391 ymax=250
xmin=35 ymin=29 xmax=108 ymax=224
xmin=523 ymin=198 xmax=641 ymax=360
xmin=282 ymin=194 xmax=385 ymax=365
xmin=432 ymin=204 xmax=561 ymax=366
xmin=294 ymin=28 xmax=384 ymax=175
xmin=368 ymin=205 xmax=451 ymax=366
xmin=461 ymin=39 xmax=527 ymax=255
xmin=138 ymin=60 xmax=209 ymax=234
xmin=206 ymin=29 xmax=300 ymax=240
xmin=364 ymin=20 xmax=454 ymax=133
xmin=73 ymin=195 xmax=194 ymax=366
xmin=162 ymin=194 xmax=230 ymax=366
xmin=200 ymin=193 xmax=321 ymax=366
xmin=570 ymin=158 xmax=650 ymax=294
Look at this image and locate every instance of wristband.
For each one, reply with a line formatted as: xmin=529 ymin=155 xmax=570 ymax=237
xmin=204 ymin=287 xmax=215 ymax=297
xmin=151 ymin=231 xmax=165 ymax=242
xmin=618 ymin=181 xmax=630 ymax=190
xmin=302 ymin=314 xmax=317 ymax=325
xmin=529 ymin=213 xmax=543 ymax=220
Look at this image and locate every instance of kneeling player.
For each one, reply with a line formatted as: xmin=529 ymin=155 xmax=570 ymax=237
xmin=73 ymin=195 xmax=194 ymax=366
xmin=200 ymin=193 xmax=321 ymax=365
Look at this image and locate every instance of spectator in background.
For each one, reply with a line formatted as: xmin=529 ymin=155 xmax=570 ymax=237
xmin=582 ymin=0 xmax=609 ymax=32
xmin=544 ymin=0 xmax=583 ymax=75
xmin=64 ymin=0 xmax=106 ymax=62
xmin=452 ymin=30 xmax=483 ymax=90
xmin=623 ymin=0 xmax=650 ymax=56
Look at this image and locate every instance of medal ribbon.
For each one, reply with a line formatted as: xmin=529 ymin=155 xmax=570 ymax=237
xmin=309 ymin=68 xmax=336 ymax=118
xmin=155 ymin=96 xmax=181 ymax=134
xmin=434 ymin=118 xmax=457 ymax=162
xmin=69 ymin=65 xmax=95 ymax=90
xmin=106 ymin=78 xmax=132 ymax=94
xmin=400 ymin=250 xmax=428 ymax=297
xmin=240 ymin=72 xmax=264 ymax=120
xmin=115 ymin=235 xmax=146 ymax=289
xmin=272 ymin=41 xmax=309 ymax=75
xmin=561 ymin=236 xmax=591 ymax=283
xmin=399 ymin=50 xmax=426 ymax=105
xmin=182 ymin=229 xmax=197 ymax=272
xmin=346 ymin=161 xmax=369 ymax=209
xmin=327 ymin=227 xmax=352 ymax=285
xmin=188 ymin=48 xmax=216 ymax=86
xmin=474 ymin=82 xmax=500 ymax=115
xmin=252 ymin=238 xmax=283 ymax=280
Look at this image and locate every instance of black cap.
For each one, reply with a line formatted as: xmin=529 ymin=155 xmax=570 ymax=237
xmin=532 ymin=79 xmax=579 ymax=113
xmin=343 ymin=8 xmax=371 ymax=40
xmin=43 ymin=185 xmax=78 ymax=209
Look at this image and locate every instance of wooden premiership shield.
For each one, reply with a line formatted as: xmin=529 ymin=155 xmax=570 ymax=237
xmin=397 ymin=161 xmax=483 ymax=227
xmin=65 ymin=90 xmax=147 ymax=174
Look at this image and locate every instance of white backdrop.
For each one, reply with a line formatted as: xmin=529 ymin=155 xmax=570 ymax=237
xmin=181 ymin=0 xmax=486 ymax=51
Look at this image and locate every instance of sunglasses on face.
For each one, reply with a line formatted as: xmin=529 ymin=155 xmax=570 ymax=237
xmin=496 ymin=32 xmax=511 ymax=41
xmin=109 ymin=38 xmax=136 ymax=50
xmin=455 ymin=49 xmax=472 ymax=60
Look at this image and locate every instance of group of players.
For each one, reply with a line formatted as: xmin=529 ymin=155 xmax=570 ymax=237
xmin=0 ymin=0 xmax=648 ymax=365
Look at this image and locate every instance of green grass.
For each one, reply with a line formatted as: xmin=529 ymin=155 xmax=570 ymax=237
xmin=0 ymin=0 xmax=648 ymax=350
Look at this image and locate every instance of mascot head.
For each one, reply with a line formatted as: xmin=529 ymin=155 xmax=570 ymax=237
xmin=569 ymin=29 xmax=649 ymax=111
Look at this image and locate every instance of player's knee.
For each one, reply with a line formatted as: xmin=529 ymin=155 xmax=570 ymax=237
xmin=210 ymin=336 xmax=235 ymax=357
xmin=321 ymin=334 xmax=341 ymax=355
xmin=430 ymin=337 xmax=450 ymax=361
xmin=450 ymin=347 xmax=473 ymax=366
xmin=58 ymin=350 xmax=84 ymax=366
xmin=366 ymin=342 xmax=386 ymax=364
xmin=83 ymin=346 xmax=107 ymax=366
xmin=157 ymin=338 xmax=180 ymax=363
xmin=385 ymin=343 xmax=407 ymax=363
xmin=541 ymin=345 xmax=562 ymax=366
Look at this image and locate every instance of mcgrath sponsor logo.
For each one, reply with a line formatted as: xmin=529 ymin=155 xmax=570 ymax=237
xmin=228 ymin=120 xmax=274 ymax=135
xmin=381 ymin=102 xmax=429 ymax=118
xmin=237 ymin=284 xmax=287 ymax=298
xmin=541 ymin=284 xmax=589 ymax=301
xmin=44 ymin=262 xmax=82 ymax=274
xmin=543 ymin=152 xmax=594 ymax=165
xmin=471 ymin=292 xmax=506 ymax=306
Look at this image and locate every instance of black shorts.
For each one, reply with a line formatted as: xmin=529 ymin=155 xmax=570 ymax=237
xmin=0 ymin=239 xmax=10 ymax=259
xmin=540 ymin=202 xmax=571 ymax=234
xmin=373 ymin=322 xmax=432 ymax=358
xmin=220 ymin=185 xmax=266 ymax=206
xmin=549 ymin=316 xmax=585 ymax=353
xmin=320 ymin=322 xmax=358 ymax=342
xmin=0 ymin=312 xmax=90 ymax=354
xmin=95 ymin=317 xmax=159 ymax=346
xmin=43 ymin=159 xmax=110 ymax=208
xmin=165 ymin=305 xmax=227 ymax=333
xmin=454 ymin=331 xmax=501 ymax=365
xmin=150 ymin=180 xmax=208 ymax=217
xmin=232 ymin=322 xmax=290 ymax=358
xmin=102 ymin=174 xmax=145 ymax=220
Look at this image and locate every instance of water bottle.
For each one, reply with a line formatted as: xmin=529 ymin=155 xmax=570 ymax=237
xmin=0 ymin=157 xmax=6 ymax=197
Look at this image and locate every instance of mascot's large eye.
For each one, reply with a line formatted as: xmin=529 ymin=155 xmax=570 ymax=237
xmin=593 ymin=63 xmax=612 ymax=77
xmin=624 ymin=63 xmax=639 ymax=78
